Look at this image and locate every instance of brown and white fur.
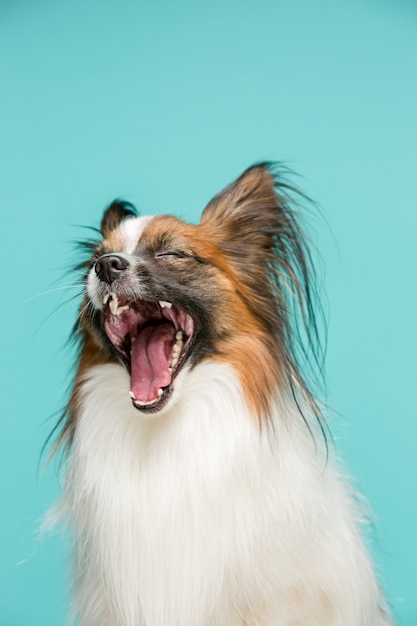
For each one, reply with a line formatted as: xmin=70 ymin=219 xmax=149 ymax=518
xmin=53 ymin=164 xmax=393 ymax=625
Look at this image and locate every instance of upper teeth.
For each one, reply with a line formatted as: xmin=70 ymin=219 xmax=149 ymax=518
xmin=103 ymin=295 xmax=180 ymax=336
xmin=105 ymin=292 xmax=130 ymax=316
xmin=108 ymin=293 xmax=119 ymax=315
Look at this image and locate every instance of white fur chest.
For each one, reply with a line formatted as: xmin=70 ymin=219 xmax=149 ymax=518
xmin=65 ymin=362 xmax=277 ymax=625
xmin=62 ymin=362 xmax=386 ymax=626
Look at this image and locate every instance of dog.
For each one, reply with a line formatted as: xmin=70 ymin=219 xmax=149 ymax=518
xmin=53 ymin=163 xmax=393 ymax=625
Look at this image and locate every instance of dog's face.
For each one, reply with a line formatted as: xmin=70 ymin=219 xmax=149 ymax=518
xmin=85 ymin=208 xmax=245 ymax=413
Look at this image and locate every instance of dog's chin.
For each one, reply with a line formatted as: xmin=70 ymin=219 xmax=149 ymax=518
xmin=100 ymin=292 xmax=195 ymax=414
xmin=131 ymin=363 xmax=190 ymax=418
xmin=130 ymin=383 xmax=173 ymax=415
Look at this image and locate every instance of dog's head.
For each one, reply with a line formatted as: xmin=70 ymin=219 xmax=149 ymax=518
xmin=74 ymin=163 xmax=323 ymax=421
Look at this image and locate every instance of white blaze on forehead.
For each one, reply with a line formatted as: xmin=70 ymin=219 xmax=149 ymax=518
xmin=118 ymin=216 xmax=153 ymax=254
xmin=87 ymin=215 xmax=153 ymax=309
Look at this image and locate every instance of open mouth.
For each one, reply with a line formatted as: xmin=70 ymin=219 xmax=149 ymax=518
xmin=102 ymin=292 xmax=195 ymax=412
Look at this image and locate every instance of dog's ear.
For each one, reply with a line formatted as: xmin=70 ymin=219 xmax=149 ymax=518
xmin=200 ymin=163 xmax=285 ymax=260
xmin=201 ymin=163 xmax=323 ymax=421
xmin=101 ymin=200 xmax=137 ymax=238
xmin=201 ymin=164 xmax=275 ymax=228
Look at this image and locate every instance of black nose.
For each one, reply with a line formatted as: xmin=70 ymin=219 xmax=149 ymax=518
xmin=95 ymin=254 xmax=130 ymax=284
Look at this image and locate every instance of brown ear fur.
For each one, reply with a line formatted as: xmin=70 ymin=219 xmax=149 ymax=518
xmin=200 ymin=164 xmax=281 ymax=277
xmin=200 ymin=163 xmax=304 ymax=332
xmin=201 ymin=164 xmax=276 ymax=230
xmin=101 ymin=200 xmax=137 ymax=238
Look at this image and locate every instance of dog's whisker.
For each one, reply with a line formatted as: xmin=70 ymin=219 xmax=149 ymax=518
xmin=19 ymin=284 xmax=85 ymax=306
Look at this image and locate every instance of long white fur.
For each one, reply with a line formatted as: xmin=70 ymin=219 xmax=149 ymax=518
xmin=60 ymin=360 xmax=391 ymax=626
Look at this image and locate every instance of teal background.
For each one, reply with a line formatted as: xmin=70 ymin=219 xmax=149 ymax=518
xmin=1 ymin=0 xmax=416 ymax=624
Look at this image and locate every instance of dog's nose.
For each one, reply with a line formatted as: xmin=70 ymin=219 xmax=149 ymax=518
xmin=95 ymin=254 xmax=130 ymax=284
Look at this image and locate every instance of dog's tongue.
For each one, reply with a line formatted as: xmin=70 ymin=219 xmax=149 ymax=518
xmin=130 ymin=323 xmax=175 ymax=403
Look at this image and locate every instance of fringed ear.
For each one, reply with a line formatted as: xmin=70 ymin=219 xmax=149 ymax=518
xmin=200 ymin=163 xmax=295 ymax=275
xmin=100 ymin=200 xmax=137 ymax=238
xmin=202 ymin=163 xmax=325 ymax=425
xmin=200 ymin=163 xmax=305 ymax=302
xmin=200 ymin=163 xmax=277 ymax=244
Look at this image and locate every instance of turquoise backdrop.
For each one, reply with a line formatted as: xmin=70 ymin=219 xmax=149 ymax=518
xmin=1 ymin=0 xmax=416 ymax=624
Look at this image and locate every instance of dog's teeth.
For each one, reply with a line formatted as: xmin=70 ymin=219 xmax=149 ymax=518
xmin=170 ymin=330 xmax=184 ymax=367
xmin=103 ymin=293 xmax=109 ymax=305
xmin=159 ymin=301 xmax=173 ymax=309
xmin=116 ymin=305 xmax=129 ymax=315
xmin=172 ymin=344 xmax=182 ymax=358
xmin=157 ymin=389 xmax=163 ymax=397
xmin=129 ymin=391 xmax=136 ymax=399
xmin=108 ymin=293 xmax=119 ymax=315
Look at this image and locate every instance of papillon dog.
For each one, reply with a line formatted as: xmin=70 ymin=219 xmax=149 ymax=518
xmin=53 ymin=163 xmax=393 ymax=625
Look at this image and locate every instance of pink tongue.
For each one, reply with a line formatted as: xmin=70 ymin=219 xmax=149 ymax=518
xmin=130 ymin=323 xmax=175 ymax=403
